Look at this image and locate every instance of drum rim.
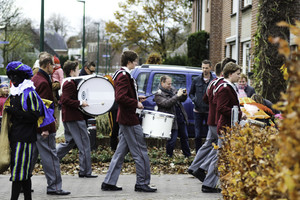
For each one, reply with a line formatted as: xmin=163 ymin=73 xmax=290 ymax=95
xmin=77 ymin=75 xmax=112 ymax=90
xmin=142 ymin=110 xmax=175 ymax=118
xmin=77 ymin=75 xmax=115 ymax=117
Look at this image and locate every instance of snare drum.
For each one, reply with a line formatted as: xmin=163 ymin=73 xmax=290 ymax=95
xmin=77 ymin=75 xmax=115 ymax=116
xmin=141 ymin=110 xmax=174 ymax=139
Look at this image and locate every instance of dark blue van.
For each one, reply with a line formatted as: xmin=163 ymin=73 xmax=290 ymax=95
xmin=131 ymin=64 xmax=204 ymax=138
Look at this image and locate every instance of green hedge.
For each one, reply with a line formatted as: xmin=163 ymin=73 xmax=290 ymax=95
xmin=187 ymin=31 xmax=209 ymax=67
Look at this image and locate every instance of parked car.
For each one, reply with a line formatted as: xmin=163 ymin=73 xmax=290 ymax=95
xmin=131 ymin=64 xmax=207 ymax=138
xmin=0 ymin=75 xmax=9 ymax=84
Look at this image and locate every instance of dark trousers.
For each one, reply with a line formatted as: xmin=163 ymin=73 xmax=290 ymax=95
xmin=193 ymin=112 xmax=209 ymax=152
xmin=166 ymin=121 xmax=191 ymax=157
xmin=109 ymin=109 xmax=119 ymax=151
xmin=11 ymin=179 xmax=31 ymax=200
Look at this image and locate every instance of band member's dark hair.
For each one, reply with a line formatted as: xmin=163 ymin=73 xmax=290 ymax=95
xmin=63 ymin=60 xmax=79 ymax=77
xmin=121 ymin=50 xmax=138 ymax=66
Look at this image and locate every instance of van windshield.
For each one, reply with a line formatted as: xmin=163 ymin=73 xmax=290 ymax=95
xmin=151 ymin=73 xmax=186 ymax=93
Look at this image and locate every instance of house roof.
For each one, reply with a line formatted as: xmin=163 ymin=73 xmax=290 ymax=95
xmin=32 ymin=29 xmax=68 ymax=56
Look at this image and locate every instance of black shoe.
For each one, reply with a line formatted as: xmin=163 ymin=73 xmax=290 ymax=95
xmin=187 ymin=169 xmax=193 ymax=175
xmin=193 ymin=168 xmax=206 ymax=182
xmin=47 ymin=190 xmax=71 ymax=195
xmin=101 ymin=182 xmax=122 ymax=191
xmin=201 ymin=185 xmax=221 ymax=193
xmin=135 ymin=184 xmax=157 ymax=192
xmin=79 ymin=173 xmax=98 ymax=178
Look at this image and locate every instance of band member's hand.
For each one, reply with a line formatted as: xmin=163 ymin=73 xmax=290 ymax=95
xmin=41 ymin=131 xmax=49 ymax=138
xmin=139 ymin=95 xmax=146 ymax=103
xmin=177 ymin=88 xmax=183 ymax=97
xmin=242 ymin=112 xmax=247 ymax=120
xmin=137 ymin=101 xmax=144 ymax=109
xmin=82 ymin=100 xmax=89 ymax=107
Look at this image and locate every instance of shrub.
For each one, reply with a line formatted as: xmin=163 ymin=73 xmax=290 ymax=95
xmin=269 ymin=21 xmax=300 ymax=200
xmin=218 ymin=125 xmax=284 ymax=199
xmin=219 ymin=20 xmax=300 ymax=200
xmin=187 ymin=31 xmax=209 ymax=67
xmin=163 ymin=54 xmax=189 ymax=66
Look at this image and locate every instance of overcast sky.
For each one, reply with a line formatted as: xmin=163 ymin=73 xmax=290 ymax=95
xmin=15 ymin=0 xmax=125 ymax=36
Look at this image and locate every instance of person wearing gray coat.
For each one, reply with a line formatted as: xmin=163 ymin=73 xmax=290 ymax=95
xmin=154 ymin=75 xmax=191 ymax=157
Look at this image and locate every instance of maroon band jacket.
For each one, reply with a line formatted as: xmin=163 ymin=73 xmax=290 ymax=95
xmin=32 ymin=70 xmax=56 ymax=134
xmin=203 ymin=77 xmax=224 ymax=126
xmin=214 ymin=80 xmax=242 ymax=134
xmin=61 ymin=80 xmax=85 ymax=122
xmin=114 ymin=68 xmax=139 ymax=126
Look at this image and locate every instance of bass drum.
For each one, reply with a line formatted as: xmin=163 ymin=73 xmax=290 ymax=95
xmin=77 ymin=75 xmax=115 ymax=116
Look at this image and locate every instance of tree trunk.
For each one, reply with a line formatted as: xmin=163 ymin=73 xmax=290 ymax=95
xmin=253 ymin=0 xmax=295 ymax=103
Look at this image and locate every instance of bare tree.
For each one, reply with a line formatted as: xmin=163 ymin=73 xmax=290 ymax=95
xmin=0 ymin=0 xmax=33 ymax=67
xmin=46 ymin=13 xmax=70 ymax=39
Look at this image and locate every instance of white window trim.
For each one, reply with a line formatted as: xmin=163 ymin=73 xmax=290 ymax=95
xmin=226 ymin=35 xmax=236 ymax=43
xmin=244 ymin=0 xmax=252 ymax=7
xmin=242 ymin=41 xmax=251 ymax=75
xmin=232 ymin=0 xmax=238 ymax=14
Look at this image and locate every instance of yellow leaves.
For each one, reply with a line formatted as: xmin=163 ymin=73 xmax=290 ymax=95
xmin=254 ymin=146 xmax=263 ymax=158
xmin=284 ymin=174 xmax=296 ymax=192
xmin=218 ymin=123 xmax=282 ymax=199
xmin=249 ymin=171 xmax=257 ymax=178
xmin=256 ymin=187 xmax=263 ymax=195
xmin=268 ymin=36 xmax=290 ymax=58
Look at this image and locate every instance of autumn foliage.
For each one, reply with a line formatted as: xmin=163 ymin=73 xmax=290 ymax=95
xmin=271 ymin=21 xmax=300 ymax=200
xmin=219 ymin=125 xmax=282 ymax=199
xmin=218 ymin=21 xmax=300 ymax=199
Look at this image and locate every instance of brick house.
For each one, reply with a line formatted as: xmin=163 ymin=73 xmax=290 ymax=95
xmin=190 ymin=0 xmax=300 ymax=74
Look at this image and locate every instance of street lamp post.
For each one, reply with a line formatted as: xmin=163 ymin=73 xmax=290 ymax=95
xmin=94 ymin=22 xmax=100 ymax=75
xmin=77 ymin=0 xmax=85 ymax=67
xmin=40 ymin=0 xmax=44 ymax=51
xmin=105 ymin=39 xmax=108 ymax=75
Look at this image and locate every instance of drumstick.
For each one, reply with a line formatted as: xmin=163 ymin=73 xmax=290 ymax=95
xmin=145 ymin=92 xmax=157 ymax=98
xmin=85 ymin=103 xmax=105 ymax=105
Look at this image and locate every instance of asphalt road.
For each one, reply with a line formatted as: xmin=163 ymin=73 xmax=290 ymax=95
xmin=0 ymin=174 xmax=222 ymax=200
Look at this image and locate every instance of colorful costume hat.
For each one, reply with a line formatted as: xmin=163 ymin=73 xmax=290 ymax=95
xmin=6 ymin=61 xmax=33 ymax=78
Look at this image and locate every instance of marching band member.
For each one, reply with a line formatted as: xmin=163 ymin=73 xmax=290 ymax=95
xmin=56 ymin=61 xmax=97 ymax=178
xmin=101 ymin=50 xmax=157 ymax=192
xmin=31 ymin=52 xmax=70 ymax=195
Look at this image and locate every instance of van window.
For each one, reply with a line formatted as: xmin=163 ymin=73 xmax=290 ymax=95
xmin=152 ymin=73 xmax=186 ymax=93
xmin=192 ymin=75 xmax=199 ymax=82
xmin=136 ymin=72 xmax=149 ymax=94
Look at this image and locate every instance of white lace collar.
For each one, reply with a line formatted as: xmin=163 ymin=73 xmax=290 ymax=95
xmin=10 ymin=79 xmax=36 ymax=96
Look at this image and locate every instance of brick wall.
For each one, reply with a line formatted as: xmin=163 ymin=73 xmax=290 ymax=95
xmin=221 ymin=1 xmax=232 ymax=59
xmin=250 ymin=1 xmax=259 ymax=59
xmin=205 ymin=1 xmax=211 ymax=32
xmin=209 ymin=0 xmax=223 ymax=66
xmin=191 ymin=1 xmax=197 ymax=33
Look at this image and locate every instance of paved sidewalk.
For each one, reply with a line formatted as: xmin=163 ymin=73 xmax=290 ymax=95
xmin=0 ymin=174 xmax=222 ymax=200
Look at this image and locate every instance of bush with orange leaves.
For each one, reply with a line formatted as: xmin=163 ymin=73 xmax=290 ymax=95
xmin=218 ymin=125 xmax=284 ymax=199
xmin=218 ymin=21 xmax=300 ymax=200
xmin=270 ymin=21 xmax=300 ymax=200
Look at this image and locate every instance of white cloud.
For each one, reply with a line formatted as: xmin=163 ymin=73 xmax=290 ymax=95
xmin=15 ymin=0 xmax=125 ymax=36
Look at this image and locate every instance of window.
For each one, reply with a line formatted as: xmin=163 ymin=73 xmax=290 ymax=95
xmin=244 ymin=0 xmax=252 ymax=7
xmin=232 ymin=0 xmax=238 ymax=14
xmin=136 ymin=72 xmax=150 ymax=94
xmin=242 ymin=42 xmax=251 ymax=74
xmin=151 ymin=73 xmax=186 ymax=94
xmin=201 ymin=0 xmax=206 ymax=30
xmin=192 ymin=75 xmax=199 ymax=82
xmin=231 ymin=44 xmax=237 ymax=61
